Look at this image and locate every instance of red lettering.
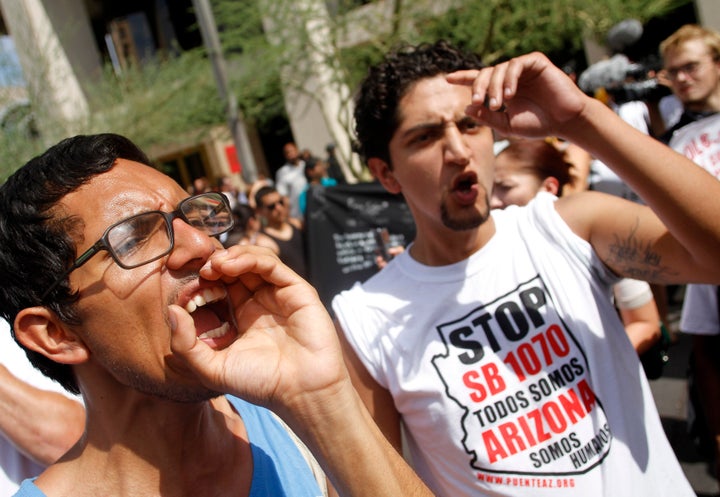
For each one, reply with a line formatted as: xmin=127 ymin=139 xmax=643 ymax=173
xmin=516 ymin=415 xmax=538 ymax=447
xmin=577 ymin=379 xmax=596 ymax=413
xmin=484 ymin=362 xmax=506 ymax=396
xmin=463 ymin=362 xmax=506 ymax=402
xmin=557 ymin=387 xmax=586 ymax=424
xmin=530 ymin=332 xmax=552 ymax=364
xmin=527 ymin=408 xmax=552 ymax=443
xmin=542 ymin=401 xmax=568 ymax=433
xmin=463 ymin=370 xmax=488 ymax=403
xmin=482 ymin=429 xmax=508 ymax=464
xmin=701 ymin=133 xmax=711 ymax=148
xmin=497 ymin=421 xmax=527 ymax=455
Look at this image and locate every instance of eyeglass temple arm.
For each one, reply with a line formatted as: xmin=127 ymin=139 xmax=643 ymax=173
xmin=39 ymin=243 xmax=102 ymax=301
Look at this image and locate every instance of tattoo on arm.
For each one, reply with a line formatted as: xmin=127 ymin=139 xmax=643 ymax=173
xmin=606 ymin=222 xmax=675 ymax=283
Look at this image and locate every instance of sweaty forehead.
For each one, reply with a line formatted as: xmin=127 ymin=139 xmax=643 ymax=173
xmin=61 ymin=159 xmax=187 ymax=225
xmin=397 ymin=76 xmax=473 ymax=124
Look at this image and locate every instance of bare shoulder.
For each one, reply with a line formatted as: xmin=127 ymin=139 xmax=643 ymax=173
xmin=554 ymin=190 xmax=645 ymax=237
xmin=255 ymin=233 xmax=280 ymax=255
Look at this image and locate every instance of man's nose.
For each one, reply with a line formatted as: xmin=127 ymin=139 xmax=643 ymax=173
xmin=444 ymin=127 xmax=471 ymax=165
xmin=165 ymin=218 xmax=218 ymax=270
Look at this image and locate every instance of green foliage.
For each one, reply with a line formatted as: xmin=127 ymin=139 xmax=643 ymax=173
xmin=395 ymin=0 xmax=691 ymax=64
xmin=86 ymin=49 xmax=226 ymax=152
xmin=0 ymin=126 xmax=46 ymax=182
xmin=0 ymin=0 xmax=692 ymax=183
xmin=0 ymin=49 xmax=228 ymax=181
xmin=208 ymin=0 xmax=290 ymax=134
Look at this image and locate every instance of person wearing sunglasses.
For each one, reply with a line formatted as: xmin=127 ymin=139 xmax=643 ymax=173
xmin=0 ymin=133 xmax=433 ymax=497
xmin=255 ymin=185 xmax=308 ymax=279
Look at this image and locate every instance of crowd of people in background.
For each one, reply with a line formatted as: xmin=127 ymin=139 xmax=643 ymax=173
xmin=1 ymin=20 xmax=720 ymax=497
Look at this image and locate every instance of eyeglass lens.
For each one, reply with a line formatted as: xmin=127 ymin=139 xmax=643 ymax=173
xmin=106 ymin=193 xmax=232 ymax=269
xmin=107 ymin=212 xmax=171 ymax=268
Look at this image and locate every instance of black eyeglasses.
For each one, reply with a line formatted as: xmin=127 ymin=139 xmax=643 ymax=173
xmin=41 ymin=192 xmax=233 ymax=301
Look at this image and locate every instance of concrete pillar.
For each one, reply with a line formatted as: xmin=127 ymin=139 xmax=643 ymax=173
xmin=262 ymin=0 xmax=360 ymax=181
xmin=695 ymin=0 xmax=720 ymax=32
xmin=0 ymin=0 xmax=101 ymax=137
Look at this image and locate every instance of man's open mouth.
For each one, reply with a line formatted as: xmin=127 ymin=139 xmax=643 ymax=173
xmin=451 ymin=171 xmax=479 ymax=204
xmin=183 ymin=286 xmax=234 ymax=341
xmin=452 ymin=171 xmax=478 ymax=192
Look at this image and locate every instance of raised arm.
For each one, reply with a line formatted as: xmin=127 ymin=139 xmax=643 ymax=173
xmin=0 ymin=364 xmax=84 ymax=465
xmin=168 ymin=245 xmax=432 ymax=497
xmin=448 ymin=53 xmax=720 ymax=285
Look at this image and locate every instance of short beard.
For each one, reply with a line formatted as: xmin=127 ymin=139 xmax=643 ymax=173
xmin=440 ymin=197 xmax=490 ymax=231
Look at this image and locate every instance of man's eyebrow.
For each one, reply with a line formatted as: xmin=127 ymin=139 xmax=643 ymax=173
xmin=400 ymin=115 xmax=480 ymax=137
xmin=399 ymin=121 xmax=444 ymax=138
xmin=457 ymin=115 xmax=481 ymax=126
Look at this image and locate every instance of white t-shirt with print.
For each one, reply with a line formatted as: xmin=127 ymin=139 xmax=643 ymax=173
xmin=333 ymin=193 xmax=693 ymax=497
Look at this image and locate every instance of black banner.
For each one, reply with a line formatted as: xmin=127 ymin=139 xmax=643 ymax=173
xmin=305 ymin=182 xmax=416 ymax=307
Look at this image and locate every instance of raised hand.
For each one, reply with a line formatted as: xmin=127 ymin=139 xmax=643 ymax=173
xmin=447 ymin=52 xmax=588 ymax=140
xmin=168 ymin=244 xmax=346 ymax=418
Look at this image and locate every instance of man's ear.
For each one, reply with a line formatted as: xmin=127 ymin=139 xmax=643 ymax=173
xmin=368 ymin=157 xmax=401 ymax=194
xmin=14 ymin=307 xmax=89 ymax=365
xmin=540 ymin=176 xmax=561 ymax=196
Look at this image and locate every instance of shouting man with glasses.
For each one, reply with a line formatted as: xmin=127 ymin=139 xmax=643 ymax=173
xmin=659 ymin=24 xmax=720 ymax=143
xmin=0 ymin=133 xmax=432 ymax=497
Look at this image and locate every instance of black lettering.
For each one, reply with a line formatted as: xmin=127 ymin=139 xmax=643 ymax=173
xmin=528 ymin=383 xmax=542 ymax=402
xmin=537 ymin=378 xmax=552 ymax=397
xmin=569 ymin=432 xmax=581 ymax=448
xmin=547 ymin=369 xmax=568 ymax=389
xmin=570 ymin=357 xmax=584 ymax=375
xmin=547 ymin=441 xmax=565 ymax=460
xmin=473 ymin=408 xmax=486 ymax=428
xmin=519 ymin=287 xmax=546 ymax=327
xmin=495 ymin=301 xmax=530 ymax=342
xmin=516 ymin=390 xmax=530 ymax=409
xmin=472 ymin=314 xmax=501 ymax=353
xmin=449 ymin=326 xmax=484 ymax=364
xmin=493 ymin=400 xmax=508 ymax=418
xmin=560 ymin=363 xmax=575 ymax=382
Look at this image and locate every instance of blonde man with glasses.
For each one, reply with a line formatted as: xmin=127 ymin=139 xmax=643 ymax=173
xmin=660 ymin=24 xmax=720 ymax=492
xmin=659 ymin=24 xmax=720 ymax=143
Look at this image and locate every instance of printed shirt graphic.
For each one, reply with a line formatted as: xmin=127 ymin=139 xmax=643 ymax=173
xmin=669 ymin=112 xmax=720 ymax=178
xmin=432 ymin=275 xmax=611 ymax=478
xmin=332 ymin=193 xmax=694 ymax=497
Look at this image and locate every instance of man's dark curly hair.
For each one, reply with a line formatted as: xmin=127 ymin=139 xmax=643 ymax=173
xmin=0 ymin=133 xmax=151 ymax=394
xmin=353 ymin=40 xmax=484 ymax=167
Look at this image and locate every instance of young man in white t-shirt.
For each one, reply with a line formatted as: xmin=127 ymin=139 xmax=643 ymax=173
xmin=332 ymin=40 xmax=720 ymax=497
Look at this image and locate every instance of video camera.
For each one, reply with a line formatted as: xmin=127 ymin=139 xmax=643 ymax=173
xmin=578 ymin=19 xmax=671 ymax=105
xmin=604 ymin=57 xmax=671 ymax=104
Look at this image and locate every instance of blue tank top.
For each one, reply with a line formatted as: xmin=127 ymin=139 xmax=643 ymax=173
xmin=14 ymin=397 xmax=324 ymax=497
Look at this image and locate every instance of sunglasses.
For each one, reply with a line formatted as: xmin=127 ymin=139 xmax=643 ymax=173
xmin=263 ymin=198 xmax=286 ymax=210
